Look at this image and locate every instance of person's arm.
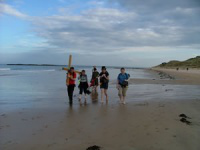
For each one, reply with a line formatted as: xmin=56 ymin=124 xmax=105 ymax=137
xmin=106 ymin=75 xmax=109 ymax=80
xmin=99 ymin=73 xmax=102 ymax=79
xmin=86 ymin=75 xmax=88 ymax=83
xmin=66 ymin=73 xmax=68 ymax=85
xmin=117 ymin=74 xmax=120 ymax=84
xmin=78 ymin=74 xmax=80 ymax=80
xmin=70 ymin=73 xmax=76 ymax=81
xmin=116 ymin=74 xmax=120 ymax=88
xmin=86 ymin=75 xmax=89 ymax=86
xmin=104 ymin=72 xmax=109 ymax=80
xmin=125 ymin=73 xmax=130 ymax=81
xmin=97 ymin=72 xmax=100 ymax=78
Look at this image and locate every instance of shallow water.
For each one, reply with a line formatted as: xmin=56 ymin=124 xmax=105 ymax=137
xmin=0 ymin=65 xmax=200 ymax=113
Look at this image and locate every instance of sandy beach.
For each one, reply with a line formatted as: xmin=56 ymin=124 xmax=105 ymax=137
xmin=1 ymin=67 xmax=200 ymax=150
xmin=129 ymin=68 xmax=200 ymax=85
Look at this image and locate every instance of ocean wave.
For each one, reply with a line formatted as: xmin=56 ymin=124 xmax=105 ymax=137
xmin=0 ymin=68 xmax=11 ymax=71
xmin=39 ymin=69 xmax=56 ymax=72
xmin=21 ymin=69 xmax=56 ymax=72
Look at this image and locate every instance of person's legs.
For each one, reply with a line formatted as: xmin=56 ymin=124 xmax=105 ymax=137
xmin=94 ymin=86 xmax=97 ymax=93
xmin=68 ymin=85 xmax=74 ymax=104
xmin=104 ymin=89 xmax=108 ymax=102
xmin=83 ymin=84 xmax=87 ymax=102
xmin=79 ymin=85 xmax=83 ymax=101
xmin=95 ymin=79 xmax=98 ymax=93
xmin=67 ymin=85 xmax=71 ymax=101
xmin=122 ymin=87 xmax=128 ymax=104
xmin=101 ymin=88 xmax=104 ymax=103
xmin=118 ymin=86 xmax=123 ymax=103
xmin=70 ymin=85 xmax=75 ymax=102
xmin=104 ymin=83 xmax=108 ymax=101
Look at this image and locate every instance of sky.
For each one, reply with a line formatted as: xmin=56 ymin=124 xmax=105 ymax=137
xmin=0 ymin=0 xmax=200 ymax=67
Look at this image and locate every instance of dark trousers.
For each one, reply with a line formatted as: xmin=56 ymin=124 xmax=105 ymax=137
xmin=67 ymin=84 xmax=75 ymax=103
xmin=79 ymin=82 xmax=88 ymax=94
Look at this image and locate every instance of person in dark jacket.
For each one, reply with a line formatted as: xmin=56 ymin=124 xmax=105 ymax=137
xmin=91 ymin=67 xmax=99 ymax=93
xmin=99 ymin=66 xmax=109 ymax=103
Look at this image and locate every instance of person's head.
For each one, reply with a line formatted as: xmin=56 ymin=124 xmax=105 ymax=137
xmin=102 ymin=66 xmax=106 ymax=73
xmin=121 ymin=67 xmax=125 ymax=74
xmin=81 ymin=70 xmax=86 ymax=75
xmin=70 ymin=67 xmax=74 ymax=73
xmin=94 ymin=68 xmax=97 ymax=71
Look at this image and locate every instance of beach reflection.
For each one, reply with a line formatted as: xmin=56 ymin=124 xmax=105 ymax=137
xmin=90 ymin=91 xmax=99 ymax=104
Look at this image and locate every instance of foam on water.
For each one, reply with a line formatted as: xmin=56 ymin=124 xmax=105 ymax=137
xmin=18 ymin=69 xmax=56 ymax=72
xmin=0 ymin=68 xmax=11 ymax=71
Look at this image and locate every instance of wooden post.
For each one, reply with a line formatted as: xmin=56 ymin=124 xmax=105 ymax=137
xmin=62 ymin=55 xmax=81 ymax=85
xmin=68 ymin=55 xmax=72 ymax=69
xmin=66 ymin=55 xmax=72 ymax=85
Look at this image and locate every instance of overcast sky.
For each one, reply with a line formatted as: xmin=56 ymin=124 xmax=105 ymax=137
xmin=0 ymin=0 xmax=200 ymax=67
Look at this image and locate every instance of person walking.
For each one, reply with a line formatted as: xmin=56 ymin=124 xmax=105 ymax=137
xmin=91 ymin=67 xmax=99 ymax=92
xmin=66 ymin=67 xmax=77 ymax=105
xmin=78 ymin=70 xmax=89 ymax=104
xmin=117 ymin=68 xmax=130 ymax=104
xmin=99 ymin=66 xmax=109 ymax=103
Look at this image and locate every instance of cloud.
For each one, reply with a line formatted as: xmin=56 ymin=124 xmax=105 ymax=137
xmin=0 ymin=2 xmax=27 ymax=18
xmin=1 ymin=0 xmax=200 ymax=66
xmin=30 ymin=7 xmax=139 ymax=53
xmin=29 ymin=3 xmax=200 ymax=55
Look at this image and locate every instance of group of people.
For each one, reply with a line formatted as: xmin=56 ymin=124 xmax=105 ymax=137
xmin=66 ymin=66 xmax=130 ymax=106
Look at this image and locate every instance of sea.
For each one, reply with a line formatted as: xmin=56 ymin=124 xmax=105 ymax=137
xmin=0 ymin=64 xmax=153 ymax=80
xmin=0 ymin=64 xmax=200 ymax=112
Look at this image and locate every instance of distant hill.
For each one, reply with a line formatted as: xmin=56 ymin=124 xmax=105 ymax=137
xmin=155 ymin=56 xmax=200 ymax=68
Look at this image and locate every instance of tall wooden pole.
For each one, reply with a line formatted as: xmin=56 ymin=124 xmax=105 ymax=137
xmin=62 ymin=55 xmax=80 ymax=74
xmin=66 ymin=55 xmax=72 ymax=85
xmin=68 ymin=54 xmax=72 ymax=69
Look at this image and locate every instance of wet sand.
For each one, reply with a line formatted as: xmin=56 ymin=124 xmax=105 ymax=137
xmin=1 ymin=98 xmax=200 ymax=150
xmin=1 ymin=69 xmax=200 ymax=150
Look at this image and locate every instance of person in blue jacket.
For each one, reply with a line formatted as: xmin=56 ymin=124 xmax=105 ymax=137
xmin=117 ymin=68 xmax=130 ymax=104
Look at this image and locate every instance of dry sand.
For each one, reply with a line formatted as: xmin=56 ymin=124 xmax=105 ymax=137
xmin=129 ymin=68 xmax=200 ymax=85
xmin=1 ymin=68 xmax=200 ymax=150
